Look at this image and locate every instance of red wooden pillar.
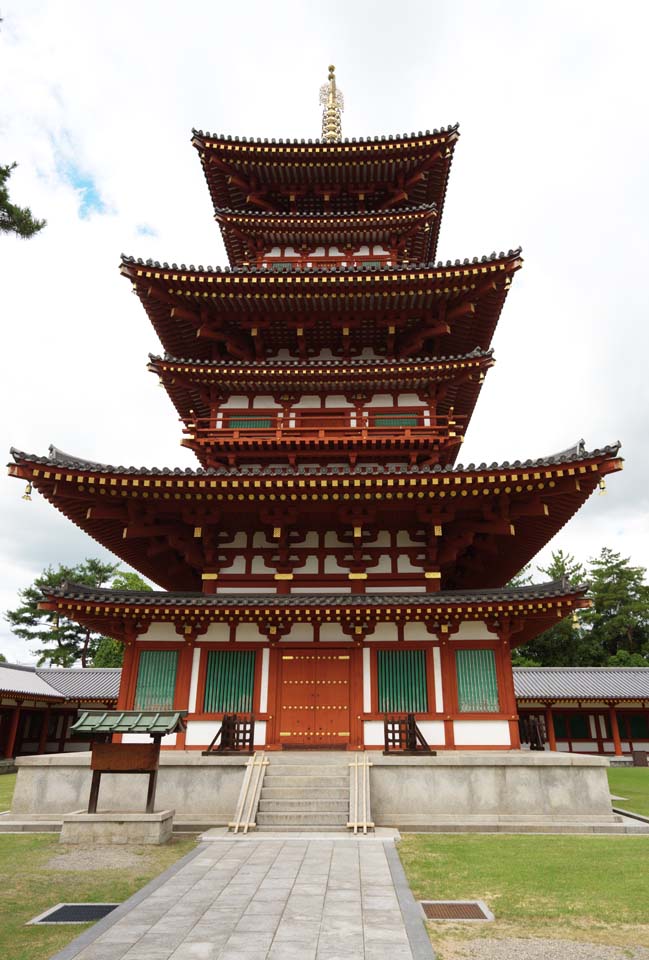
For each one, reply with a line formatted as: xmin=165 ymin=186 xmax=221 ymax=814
xmin=609 ymin=703 xmax=623 ymax=756
xmin=4 ymin=704 xmax=22 ymax=759
xmin=497 ymin=635 xmax=520 ymax=749
xmin=545 ymin=703 xmax=557 ymax=751
xmin=437 ymin=636 xmax=456 ymax=749
xmin=57 ymin=712 xmax=70 ymax=753
xmin=38 ymin=706 xmax=51 ymax=755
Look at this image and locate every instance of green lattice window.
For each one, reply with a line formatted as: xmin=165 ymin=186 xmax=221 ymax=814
xmin=227 ymin=417 xmax=273 ymax=429
xmin=373 ymin=415 xmax=419 ymax=428
xmin=628 ymin=713 xmax=649 ymax=739
xmin=377 ymin=649 xmax=428 ymax=713
xmin=134 ymin=649 xmax=178 ymax=711
xmin=553 ymin=713 xmax=567 ymax=738
xmin=455 ymin=649 xmax=500 ymax=713
xmin=269 ymin=261 xmax=294 ymax=272
xmin=203 ymin=650 xmax=256 ymax=714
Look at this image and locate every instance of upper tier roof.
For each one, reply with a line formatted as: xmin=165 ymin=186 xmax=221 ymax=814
xmin=192 ymin=126 xmax=459 ymax=262
xmin=148 ymin=348 xmax=494 ymax=424
xmin=41 ymin=578 xmax=588 ymax=648
xmin=215 ymin=203 xmax=438 ymax=267
xmin=120 ymin=249 xmax=521 ymax=362
xmin=9 ymin=441 xmax=622 ymax=593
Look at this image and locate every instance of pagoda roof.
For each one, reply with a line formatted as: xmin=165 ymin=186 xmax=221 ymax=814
xmin=148 ymin=348 xmax=495 ymax=424
xmin=192 ymin=126 xmax=459 ymax=261
xmin=10 ymin=441 xmax=622 ymax=593
xmin=215 ymin=204 xmax=438 ymax=267
xmin=121 ymin=249 xmax=522 ymax=362
xmin=41 ymin=578 xmax=588 ymax=648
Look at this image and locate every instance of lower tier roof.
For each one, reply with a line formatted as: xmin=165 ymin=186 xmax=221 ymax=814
xmin=514 ymin=667 xmax=649 ymax=702
xmin=40 ymin=579 xmax=588 ymax=649
xmin=10 ymin=441 xmax=622 ymax=593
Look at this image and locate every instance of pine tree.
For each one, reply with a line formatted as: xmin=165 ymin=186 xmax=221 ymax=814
xmin=0 ymin=163 xmax=46 ymax=238
xmin=585 ymin=548 xmax=649 ymax=660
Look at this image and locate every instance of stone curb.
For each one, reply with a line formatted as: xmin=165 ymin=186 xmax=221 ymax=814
xmin=46 ymin=841 xmax=205 ymax=960
xmin=384 ymin=839 xmax=437 ymax=959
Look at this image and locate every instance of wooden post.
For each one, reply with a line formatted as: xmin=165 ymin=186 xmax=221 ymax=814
xmin=57 ymin=712 xmax=70 ymax=753
xmin=38 ymin=707 xmax=51 ymax=755
xmin=88 ymin=770 xmax=101 ymax=813
xmin=609 ymin=703 xmax=623 ymax=757
xmin=544 ymin=704 xmax=557 ymax=751
xmin=3 ymin=704 xmax=21 ymax=759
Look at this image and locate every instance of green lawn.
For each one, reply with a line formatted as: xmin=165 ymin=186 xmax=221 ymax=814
xmin=0 ymin=773 xmax=17 ymax=811
xmin=399 ymin=834 xmax=649 ymax=955
xmin=0 ymin=834 xmax=196 ymax=960
xmin=607 ymin=767 xmax=649 ymax=816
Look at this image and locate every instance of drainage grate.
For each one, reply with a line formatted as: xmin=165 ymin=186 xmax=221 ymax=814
xmin=420 ymin=900 xmax=493 ymax=921
xmin=28 ymin=903 xmax=119 ymax=925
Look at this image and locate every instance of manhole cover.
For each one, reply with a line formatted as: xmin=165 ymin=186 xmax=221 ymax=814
xmin=28 ymin=903 xmax=119 ymax=925
xmin=420 ymin=900 xmax=493 ymax=921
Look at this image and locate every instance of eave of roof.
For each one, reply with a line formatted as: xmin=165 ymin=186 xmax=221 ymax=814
xmin=0 ymin=664 xmax=65 ymax=701
xmin=191 ymin=125 xmax=460 ymax=151
xmin=513 ymin=666 xmax=649 ymax=702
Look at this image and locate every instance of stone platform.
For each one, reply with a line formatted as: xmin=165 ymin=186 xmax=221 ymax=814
xmin=9 ymin=749 xmax=635 ymax=833
xmin=60 ymin=809 xmax=175 ymax=844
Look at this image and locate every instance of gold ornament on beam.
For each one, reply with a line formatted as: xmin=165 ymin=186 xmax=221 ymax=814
xmin=320 ymin=65 xmax=344 ymax=142
xmin=22 ymin=482 xmax=32 ymax=502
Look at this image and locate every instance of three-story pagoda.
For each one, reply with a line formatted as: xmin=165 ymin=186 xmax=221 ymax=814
xmin=10 ymin=68 xmax=622 ymax=751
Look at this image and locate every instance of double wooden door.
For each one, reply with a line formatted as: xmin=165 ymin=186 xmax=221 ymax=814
xmin=278 ymin=649 xmax=351 ymax=746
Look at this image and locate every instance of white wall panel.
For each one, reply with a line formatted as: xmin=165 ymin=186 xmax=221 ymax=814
xmin=453 ymin=720 xmax=511 ymax=746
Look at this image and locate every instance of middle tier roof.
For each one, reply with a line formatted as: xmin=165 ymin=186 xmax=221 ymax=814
xmin=121 ymin=250 xmax=522 ymax=362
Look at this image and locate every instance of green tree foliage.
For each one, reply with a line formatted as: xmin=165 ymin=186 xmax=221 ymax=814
xmin=585 ymin=548 xmax=649 ymax=660
xmin=506 ymin=563 xmax=534 ymax=588
xmin=5 ymin=561 xmax=150 ymax=667
xmin=0 ymin=162 xmax=46 ymax=238
xmin=0 ymin=653 xmax=6 ymax=663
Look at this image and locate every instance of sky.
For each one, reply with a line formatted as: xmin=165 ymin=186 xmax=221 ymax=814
xmin=1 ymin=1 xmax=648 ymax=662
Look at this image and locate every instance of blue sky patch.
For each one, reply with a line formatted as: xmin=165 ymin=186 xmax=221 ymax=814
xmin=136 ymin=223 xmax=157 ymax=237
xmin=57 ymin=156 xmax=106 ymax=218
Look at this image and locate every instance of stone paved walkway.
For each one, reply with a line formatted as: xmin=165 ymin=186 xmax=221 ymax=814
xmin=58 ymin=836 xmax=432 ymax=960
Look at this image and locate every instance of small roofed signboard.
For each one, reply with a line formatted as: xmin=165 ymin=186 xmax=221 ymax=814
xmin=70 ymin=710 xmax=186 ymax=814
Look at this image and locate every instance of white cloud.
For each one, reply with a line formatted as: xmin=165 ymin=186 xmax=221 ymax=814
xmin=1 ymin=0 xmax=648 ymax=659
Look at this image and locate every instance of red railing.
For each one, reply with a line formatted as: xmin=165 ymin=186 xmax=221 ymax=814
xmin=181 ymin=408 xmax=464 ymax=448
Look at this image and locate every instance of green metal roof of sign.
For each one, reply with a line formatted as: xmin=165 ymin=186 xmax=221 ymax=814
xmin=70 ymin=710 xmax=186 ymax=736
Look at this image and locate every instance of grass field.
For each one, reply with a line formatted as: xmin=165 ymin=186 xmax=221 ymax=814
xmin=608 ymin=766 xmax=649 ymax=816
xmin=0 ymin=772 xmax=17 ymax=811
xmin=399 ymin=833 xmax=649 ymax=957
xmin=0 ymin=833 xmax=196 ymax=960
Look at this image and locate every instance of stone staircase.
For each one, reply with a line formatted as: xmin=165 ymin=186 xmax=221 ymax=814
xmin=256 ymin=751 xmax=349 ymax=832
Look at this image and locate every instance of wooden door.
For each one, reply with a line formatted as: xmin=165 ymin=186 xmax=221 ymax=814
xmin=279 ymin=650 xmax=351 ymax=747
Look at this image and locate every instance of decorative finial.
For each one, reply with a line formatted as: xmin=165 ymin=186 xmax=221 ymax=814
xmin=319 ymin=64 xmax=344 ymax=142
xmin=22 ymin=481 xmax=32 ymax=502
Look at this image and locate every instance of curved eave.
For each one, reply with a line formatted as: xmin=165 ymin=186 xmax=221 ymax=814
xmin=148 ymin=351 xmax=495 ymax=427
xmin=40 ymin=578 xmax=587 ymax=647
xmin=215 ymin=205 xmax=438 ymax=267
xmin=192 ymin=126 xmax=459 ymax=261
xmin=9 ymin=444 xmax=622 ymax=592
xmin=121 ymin=251 xmax=522 ymax=362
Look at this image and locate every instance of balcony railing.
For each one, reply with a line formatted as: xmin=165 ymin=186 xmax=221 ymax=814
xmin=181 ymin=408 xmax=465 ymax=464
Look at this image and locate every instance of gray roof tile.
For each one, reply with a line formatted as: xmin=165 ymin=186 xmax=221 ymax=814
xmin=513 ymin=666 xmax=649 ymax=701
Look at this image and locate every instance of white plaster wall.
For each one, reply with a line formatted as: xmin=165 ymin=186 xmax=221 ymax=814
xmin=282 ymin=624 xmax=315 ymax=643
xmin=396 ymin=531 xmax=420 ymax=547
xmin=254 ymin=721 xmax=267 ymax=746
xmin=367 ymin=623 xmax=398 ymax=643
xmin=453 ymin=621 xmax=498 ymax=641
xmin=363 ymin=721 xmax=385 ymax=746
xmin=219 ymin=395 xmax=249 ymax=408
xmin=221 ymin=533 xmax=248 ymax=549
xmin=325 ymin=532 xmax=346 ymax=547
xmin=188 ymin=648 xmax=201 ymax=713
xmin=403 ymin=622 xmax=429 ymax=642
xmin=397 ymin=393 xmax=425 ymax=406
xmin=251 ymin=557 xmax=271 ymax=574
xmin=371 ymin=531 xmax=391 ymax=547
xmin=453 ymin=720 xmax=511 ymax=746
xmin=259 ymin=649 xmax=270 ymax=713
xmin=202 ymin=623 xmax=231 ymax=643
xmin=294 ymin=396 xmax=321 ymax=409
xmin=366 ymin=394 xmax=393 ymax=407
xmin=293 ymin=587 xmax=350 ymax=594
xmin=589 ymin=716 xmax=597 ymax=737
xmin=363 ymin=648 xmax=371 ymax=712
xmin=252 ymin=533 xmax=274 ymax=549
xmin=397 ymin=556 xmax=424 ymax=573
xmin=299 ymin=557 xmax=319 ymax=574
xmin=185 ymin=722 xmax=220 ymax=746
xmin=433 ymin=647 xmax=443 ymax=711
xmin=324 ymin=556 xmax=347 ymax=573
xmin=324 ymin=395 xmax=353 ymax=408
xmin=252 ymin=395 xmax=281 ymax=408
xmin=570 ymin=742 xmax=599 ymax=753
xmin=374 ymin=556 xmax=393 ymax=574
xmin=122 ymin=733 xmax=177 ymax=746
xmin=320 ymin=624 xmax=345 ymax=643
xmin=219 ymin=557 xmax=246 ymax=574
xmin=139 ymin=622 xmax=179 ymax=642
xmin=235 ymin=624 xmax=265 ymax=643
xmin=416 ymin=721 xmax=445 ymax=745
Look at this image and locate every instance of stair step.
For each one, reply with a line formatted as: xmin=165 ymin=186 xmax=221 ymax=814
xmin=259 ymin=799 xmax=348 ymax=812
xmin=265 ymin=765 xmax=348 ymax=777
xmin=261 ymin=787 xmax=348 ymax=800
xmin=256 ymin=825 xmax=349 ymax=833
xmin=263 ymin=775 xmax=348 ymax=788
xmin=266 ymin=752 xmax=349 ymax=764
xmin=257 ymin=812 xmax=348 ymax=826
